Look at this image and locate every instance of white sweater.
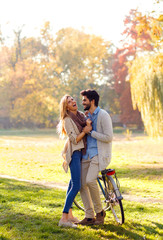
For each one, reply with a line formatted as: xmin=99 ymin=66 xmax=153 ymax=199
xmin=91 ymin=109 xmax=113 ymax=171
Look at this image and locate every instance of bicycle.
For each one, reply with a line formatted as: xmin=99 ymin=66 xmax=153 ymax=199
xmin=74 ymin=168 xmax=125 ymax=225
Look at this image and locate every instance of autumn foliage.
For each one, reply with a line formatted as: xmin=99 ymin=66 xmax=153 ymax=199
xmin=0 ymin=7 xmax=162 ymax=136
xmin=0 ymin=23 xmax=113 ymax=128
xmin=112 ymin=9 xmax=155 ymax=127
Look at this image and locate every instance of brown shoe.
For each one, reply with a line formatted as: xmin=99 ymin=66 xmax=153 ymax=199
xmin=94 ymin=210 xmax=106 ymax=225
xmin=76 ymin=217 xmax=95 ymax=226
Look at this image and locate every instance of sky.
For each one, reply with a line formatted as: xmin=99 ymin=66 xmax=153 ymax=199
xmin=0 ymin=0 xmax=162 ymax=46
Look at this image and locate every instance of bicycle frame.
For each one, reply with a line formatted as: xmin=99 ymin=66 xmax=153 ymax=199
xmin=97 ymin=177 xmax=106 ymax=196
xmin=97 ymin=174 xmax=123 ymax=201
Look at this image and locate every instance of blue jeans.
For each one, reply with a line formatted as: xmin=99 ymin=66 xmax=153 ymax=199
xmin=63 ymin=150 xmax=82 ymax=213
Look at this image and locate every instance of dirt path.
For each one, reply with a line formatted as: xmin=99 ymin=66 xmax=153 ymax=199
xmin=0 ymin=174 xmax=162 ymax=204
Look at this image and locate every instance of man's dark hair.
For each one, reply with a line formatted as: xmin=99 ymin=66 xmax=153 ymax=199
xmin=80 ymin=89 xmax=100 ymax=107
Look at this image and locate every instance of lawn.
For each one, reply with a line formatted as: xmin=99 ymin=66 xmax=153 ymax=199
xmin=0 ymin=129 xmax=65 ymax=183
xmin=0 ymin=129 xmax=163 ymax=239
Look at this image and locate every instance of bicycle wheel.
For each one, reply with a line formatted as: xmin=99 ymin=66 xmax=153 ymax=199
xmin=73 ymin=192 xmax=84 ymax=211
xmin=73 ymin=177 xmax=109 ymax=211
xmin=105 ymin=176 xmax=124 ymax=224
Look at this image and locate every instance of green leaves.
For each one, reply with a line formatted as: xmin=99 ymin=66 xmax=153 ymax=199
xmin=129 ymin=53 xmax=163 ymax=137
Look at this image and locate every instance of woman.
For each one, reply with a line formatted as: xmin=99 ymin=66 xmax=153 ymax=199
xmin=57 ymin=95 xmax=92 ymax=228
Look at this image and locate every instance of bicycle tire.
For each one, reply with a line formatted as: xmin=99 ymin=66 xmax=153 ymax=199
xmin=105 ymin=175 xmax=124 ymax=224
xmin=73 ymin=193 xmax=85 ymax=211
xmin=73 ymin=177 xmax=109 ymax=211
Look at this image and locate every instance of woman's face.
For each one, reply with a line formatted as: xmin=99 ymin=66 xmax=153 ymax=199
xmin=66 ymin=96 xmax=78 ymax=112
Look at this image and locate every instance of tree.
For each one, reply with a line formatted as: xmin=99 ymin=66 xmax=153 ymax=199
xmin=112 ymin=9 xmax=154 ymax=127
xmin=112 ymin=46 xmax=143 ymax=126
xmin=128 ymin=53 xmax=163 ymax=137
xmin=9 ymin=60 xmax=59 ymax=128
xmin=55 ymin=27 xmax=113 ymax=110
xmin=0 ymin=23 xmax=115 ymax=128
xmin=127 ymin=7 xmax=163 ymax=136
xmin=0 ymin=22 xmax=60 ymax=128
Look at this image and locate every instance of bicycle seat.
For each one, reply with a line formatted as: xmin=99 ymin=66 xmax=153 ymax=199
xmin=101 ymin=168 xmax=115 ymax=176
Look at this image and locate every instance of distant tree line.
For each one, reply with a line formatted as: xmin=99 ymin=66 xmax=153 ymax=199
xmin=0 ymin=8 xmax=162 ymax=137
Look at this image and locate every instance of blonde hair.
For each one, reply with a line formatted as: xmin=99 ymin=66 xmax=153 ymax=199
xmin=57 ymin=94 xmax=71 ymax=138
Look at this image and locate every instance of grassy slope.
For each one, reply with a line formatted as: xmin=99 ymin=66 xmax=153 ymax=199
xmin=0 ymin=178 xmax=162 ymax=240
xmin=0 ymin=129 xmax=163 ymax=239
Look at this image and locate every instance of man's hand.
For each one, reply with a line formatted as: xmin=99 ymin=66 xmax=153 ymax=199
xmin=83 ymin=125 xmax=92 ymax=134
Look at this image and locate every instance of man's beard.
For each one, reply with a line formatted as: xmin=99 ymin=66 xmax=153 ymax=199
xmin=83 ymin=103 xmax=91 ymax=111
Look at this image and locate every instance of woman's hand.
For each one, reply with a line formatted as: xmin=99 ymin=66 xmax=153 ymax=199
xmin=62 ymin=160 xmax=67 ymax=168
xmin=62 ymin=160 xmax=68 ymax=173
xmin=83 ymin=125 xmax=92 ymax=134
xmin=86 ymin=118 xmax=92 ymax=126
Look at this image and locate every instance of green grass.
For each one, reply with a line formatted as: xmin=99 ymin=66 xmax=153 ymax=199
xmin=0 ymin=129 xmax=163 ymax=239
xmin=111 ymin=136 xmax=163 ymax=200
xmin=0 ymin=128 xmax=56 ymax=136
xmin=0 ymin=129 xmax=66 ymax=183
xmin=0 ymin=178 xmax=162 ymax=240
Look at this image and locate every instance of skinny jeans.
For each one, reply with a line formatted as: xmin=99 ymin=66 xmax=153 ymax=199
xmin=63 ymin=150 xmax=82 ymax=213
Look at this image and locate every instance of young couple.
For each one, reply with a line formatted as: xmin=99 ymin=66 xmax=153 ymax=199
xmin=57 ymin=89 xmax=113 ymax=228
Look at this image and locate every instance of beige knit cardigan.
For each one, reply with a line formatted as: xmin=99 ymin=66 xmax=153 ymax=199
xmin=62 ymin=116 xmax=84 ymax=172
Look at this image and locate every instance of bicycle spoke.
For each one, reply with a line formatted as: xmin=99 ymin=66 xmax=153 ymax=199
xmin=105 ymin=176 xmax=124 ymax=224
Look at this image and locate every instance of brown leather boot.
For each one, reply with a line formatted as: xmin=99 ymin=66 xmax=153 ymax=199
xmin=76 ymin=217 xmax=95 ymax=225
xmin=94 ymin=210 xmax=106 ymax=225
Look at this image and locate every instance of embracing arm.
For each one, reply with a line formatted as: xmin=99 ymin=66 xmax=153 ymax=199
xmin=64 ymin=117 xmax=91 ymax=144
xmin=76 ymin=119 xmax=92 ymax=142
xmin=76 ymin=131 xmax=86 ymax=143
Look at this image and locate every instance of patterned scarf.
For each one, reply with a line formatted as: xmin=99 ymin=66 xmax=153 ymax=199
xmin=68 ymin=111 xmax=87 ymax=154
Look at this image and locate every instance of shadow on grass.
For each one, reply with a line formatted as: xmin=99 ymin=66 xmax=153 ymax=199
xmin=0 ymin=236 xmax=10 ymax=240
xmin=152 ymin=221 xmax=163 ymax=230
xmin=115 ymin=167 xmax=163 ymax=180
xmin=0 ymin=178 xmax=64 ymax=209
xmin=91 ymin=223 xmax=143 ymax=239
xmin=0 ymin=178 xmax=162 ymax=240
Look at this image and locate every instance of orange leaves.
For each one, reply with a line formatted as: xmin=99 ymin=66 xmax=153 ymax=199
xmin=157 ymin=15 xmax=163 ymax=22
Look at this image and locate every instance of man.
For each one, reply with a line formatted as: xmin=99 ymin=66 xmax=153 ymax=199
xmin=78 ymin=89 xmax=113 ymax=225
